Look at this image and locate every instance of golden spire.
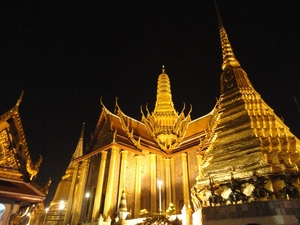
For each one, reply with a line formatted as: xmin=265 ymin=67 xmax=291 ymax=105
xmin=141 ymin=66 xmax=191 ymax=153
xmin=214 ymin=0 xmax=254 ymax=95
xmin=153 ymin=65 xmax=177 ymax=117
xmin=162 ymin=64 xmax=166 ymax=73
xmin=72 ymin=123 xmax=85 ymax=160
xmin=214 ymin=0 xmax=240 ymax=70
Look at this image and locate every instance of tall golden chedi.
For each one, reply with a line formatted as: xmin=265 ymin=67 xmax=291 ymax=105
xmin=197 ymin=2 xmax=300 ymax=181
xmin=191 ymin=2 xmax=300 ymax=225
xmin=47 ymin=3 xmax=300 ymax=225
xmin=46 ymin=123 xmax=85 ymax=224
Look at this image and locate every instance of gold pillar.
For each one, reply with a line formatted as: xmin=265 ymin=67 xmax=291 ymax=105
xmin=150 ymin=153 xmax=157 ymax=213
xmin=134 ymin=154 xmax=141 ymax=217
xmin=118 ymin=150 xmax=128 ymax=207
xmin=171 ymin=157 xmax=176 ymax=209
xmin=92 ymin=151 xmax=107 ymax=221
xmin=71 ymin=158 xmax=90 ymax=225
xmin=165 ymin=158 xmax=172 ymax=205
xmin=196 ymin=154 xmax=204 ymax=178
xmin=157 ymin=155 xmax=165 ymax=210
xmin=103 ymin=146 xmax=119 ymax=218
xmin=64 ymin=163 xmax=79 ymax=224
xmin=181 ymin=153 xmax=189 ymax=207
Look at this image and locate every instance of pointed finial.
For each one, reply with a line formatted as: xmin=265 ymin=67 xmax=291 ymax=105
xmin=213 ymin=0 xmax=224 ymax=29
xmin=100 ymin=96 xmax=104 ymax=106
xmin=80 ymin=122 xmax=85 ymax=138
xmin=16 ymin=91 xmax=24 ymax=107
xmin=162 ymin=65 xmax=165 ymax=74
xmin=214 ymin=0 xmax=240 ymax=70
xmin=118 ymin=189 xmax=128 ymax=212
xmin=114 ymin=97 xmax=118 ymax=114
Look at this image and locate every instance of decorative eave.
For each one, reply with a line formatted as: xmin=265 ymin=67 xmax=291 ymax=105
xmin=0 ymin=92 xmax=42 ymax=182
xmin=116 ymin=100 xmax=142 ymax=149
xmin=87 ymin=98 xmax=115 ymax=152
xmin=0 ymin=177 xmax=45 ymax=203
xmin=87 ymin=98 xmax=152 ymax=155
xmin=197 ymin=100 xmax=222 ymax=153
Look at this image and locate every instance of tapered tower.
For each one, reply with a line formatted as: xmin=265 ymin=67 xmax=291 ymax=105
xmin=191 ymin=3 xmax=300 ymax=224
xmin=46 ymin=124 xmax=85 ymax=225
xmin=142 ymin=65 xmax=191 ymax=154
xmin=198 ymin=1 xmax=300 ymax=181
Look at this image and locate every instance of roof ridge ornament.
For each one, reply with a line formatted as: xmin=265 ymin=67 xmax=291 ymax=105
xmin=117 ymin=104 xmax=142 ymax=149
xmin=16 ymin=90 xmax=24 ymax=107
xmin=114 ymin=96 xmax=118 ymax=114
xmin=100 ymin=96 xmax=104 ymax=107
xmin=12 ymin=91 xmax=24 ymax=113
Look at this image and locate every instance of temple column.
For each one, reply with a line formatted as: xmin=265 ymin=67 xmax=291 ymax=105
xmin=157 ymin=155 xmax=165 ymax=210
xmin=181 ymin=153 xmax=190 ymax=207
xmin=165 ymin=158 xmax=172 ymax=205
xmin=71 ymin=158 xmax=90 ymax=225
xmin=103 ymin=146 xmax=120 ymax=218
xmin=92 ymin=151 xmax=107 ymax=222
xmin=171 ymin=157 xmax=176 ymax=209
xmin=64 ymin=163 xmax=79 ymax=224
xmin=134 ymin=154 xmax=141 ymax=217
xmin=150 ymin=153 xmax=157 ymax=213
xmin=117 ymin=150 xmax=128 ymax=207
xmin=197 ymin=154 xmax=204 ymax=178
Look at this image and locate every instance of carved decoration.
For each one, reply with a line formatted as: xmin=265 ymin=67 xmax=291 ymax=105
xmin=0 ymin=129 xmax=18 ymax=168
xmin=117 ymin=103 xmax=142 ymax=149
xmin=141 ymin=66 xmax=192 ymax=153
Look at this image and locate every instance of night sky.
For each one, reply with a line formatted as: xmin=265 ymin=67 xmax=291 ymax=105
xmin=1 ymin=1 xmax=300 ymax=206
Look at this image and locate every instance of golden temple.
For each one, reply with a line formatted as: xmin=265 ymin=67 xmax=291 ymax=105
xmin=41 ymin=2 xmax=300 ymax=225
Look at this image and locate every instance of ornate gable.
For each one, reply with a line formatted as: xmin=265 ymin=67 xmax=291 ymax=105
xmin=0 ymin=93 xmax=42 ymax=182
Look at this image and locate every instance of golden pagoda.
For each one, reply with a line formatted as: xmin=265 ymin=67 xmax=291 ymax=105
xmin=45 ymin=123 xmax=85 ymax=224
xmin=192 ymin=0 xmax=300 ymax=195
xmin=46 ymin=2 xmax=300 ymax=225
xmin=190 ymin=2 xmax=300 ymax=225
xmin=0 ymin=93 xmax=47 ymax=225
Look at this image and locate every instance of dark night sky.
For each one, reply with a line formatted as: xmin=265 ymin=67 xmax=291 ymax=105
xmin=1 ymin=1 xmax=300 ymax=206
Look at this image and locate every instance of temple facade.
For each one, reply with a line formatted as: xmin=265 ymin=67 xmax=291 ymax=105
xmin=45 ymin=3 xmax=300 ymax=225
xmin=0 ymin=93 xmax=48 ymax=225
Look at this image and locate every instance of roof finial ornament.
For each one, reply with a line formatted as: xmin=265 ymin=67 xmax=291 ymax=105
xmin=100 ymin=96 xmax=104 ymax=106
xmin=162 ymin=64 xmax=166 ymax=74
xmin=16 ymin=90 xmax=24 ymax=107
xmin=213 ymin=0 xmax=224 ymax=29
xmin=114 ymin=96 xmax=119 ymax=114
xmin=213 ymin=0 xmax=240 ymax=70
xmin=80 ymin=122 xmax=85 ymax=139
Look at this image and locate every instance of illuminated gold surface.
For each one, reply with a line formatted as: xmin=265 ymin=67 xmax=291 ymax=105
xmin=47 ymin=8 xmax=300 ymax=224
xmin=0 ymin=93 xmax=45 ymax=225
xmin=192 ymin=5 xmax=300 ymax=208
xmin=49 ymin=124 xmax=86 ymax=225
xmin=141 ymin=65 xmax=191 ymax=153
xmin=0 ymin=92 xmax=42 ymax=181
